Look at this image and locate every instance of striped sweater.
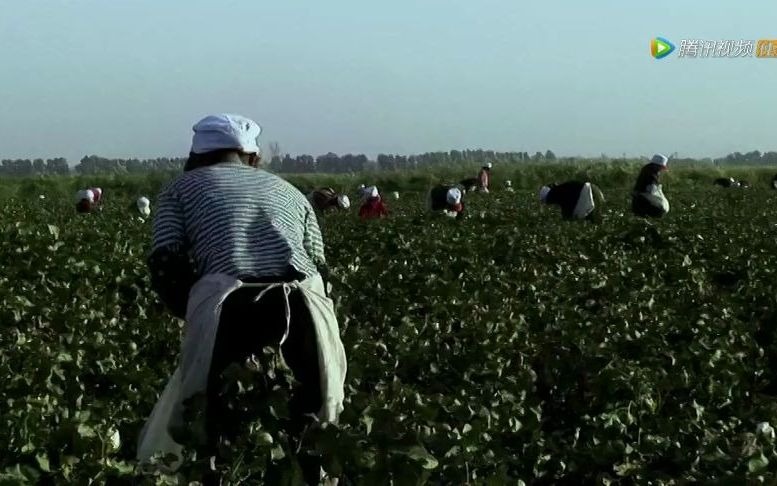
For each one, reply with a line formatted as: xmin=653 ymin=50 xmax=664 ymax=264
xmin=152 ymin=163 xmax=326 ymax=279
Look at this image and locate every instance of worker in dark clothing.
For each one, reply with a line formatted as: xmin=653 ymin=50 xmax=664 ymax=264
xmin=539 ymin=181 xmax=605 ymax=220
xmin=632 ymin=154 xmax=670 ymax=218
xmin=428 ymin=184 xmax=465 ymax=219
xmin=308 ymin=187 xmax=350 ymax=212
xmin=714 ymin=177 xmax=739 ymax=188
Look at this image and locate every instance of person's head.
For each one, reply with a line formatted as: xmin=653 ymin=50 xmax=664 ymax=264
xmin=650 ymin=154 xmax=669 ymax=171
xmin=336 ymin=194 xmax=351 ymax=209
xmin=364 ymin=186 xmax=380 ymax=201
xmin=483 ymin=162 xmax=493 ymax=171
xmin=137 ymin=196 xmax=151 ymax=216
xmin=504 ymin=180 xmax=512 ymax=187
xmin=446 ymin=187 xmax=462 ymax=206
xmin=539 ymin=185 xmax=552 ymax=203
xmin=186 ymin=114 xmax=262 ymax=171
xmin=75 ymin=189 xmax=94 ymax=204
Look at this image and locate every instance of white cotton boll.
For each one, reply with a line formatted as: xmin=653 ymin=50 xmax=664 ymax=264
xmin=39 ymin=194 xmax=45 ymax=200
xmin=444 ymin=210 xmax=457 ymax=218
xmin=756 ymin=422 xmax=775 ymax=441
xmin=107 ymin=428 xmax=121 ymax=452
xmin=480 ymin=211 xmax=486 ymax=219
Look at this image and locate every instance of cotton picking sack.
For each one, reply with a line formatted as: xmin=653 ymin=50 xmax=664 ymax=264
xmin=572 ymin=183 xmax=596 ymax=219
xmin=137 ymin=273 xmax=347 ymax=476
xmin=643 ymin=184 xmax=670 ymax=213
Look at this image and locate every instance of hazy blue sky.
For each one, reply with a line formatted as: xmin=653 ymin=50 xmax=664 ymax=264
xmin=0 ymin=0 xmax=775 ymax=162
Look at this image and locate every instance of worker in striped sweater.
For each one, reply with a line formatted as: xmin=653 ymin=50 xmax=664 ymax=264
xmin=143 ymin=114 xmax=345 ymax=486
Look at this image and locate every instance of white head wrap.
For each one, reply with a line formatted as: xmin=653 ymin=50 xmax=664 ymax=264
xmin=365 ymin=186 xmax=379 ymax=199
xmin=191 ymin=114 xmax=261 ymax=154
xmin=337 ymin=194 xmax=351 ymax=209
xmin=651 ymin=154 xmax=669 ymax=167
xmin=137 ymin=196 xmax=151 ymax=216
xmin=76 ymin=189 xmax=94 ymax=203
xmin=539 ymin=185 xmax=551 ymax=202
xmin=446 ymin=187 xmax=462 ymax=205
xmin=486 ymin=162 xmax=493 ymax=169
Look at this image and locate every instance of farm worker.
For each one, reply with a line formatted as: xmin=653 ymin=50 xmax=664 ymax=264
xmin=504 ymin=180 xmax=514 ymax=192
xmin=478 ymin=162 xmax=492 ymax=192
xmin=136 ymin=196 xmax=151 ymax=217
xmin=632 ymin=154 xmax=670 ymax=218
xmin=428 ymin=184 xmax=465 ymax=219
xmin=772 ymin=173 xmax=777 ymax=190
xmin=75 ymin=187 xmax=103 ymax=212
xmin=75 ymin=189 xmax=95 ymax=213
xmin=308 ymin=187 xmax=350 ymax=212
xmin=139 ymin=114 xmax=346 ymax=485
xmin=358 ymin=185 xmax=389 ymax=220
xmin=714 ymin=177 xmax=739 ymax=188
xmin=539 ymin=181 xmax=605 ymax=220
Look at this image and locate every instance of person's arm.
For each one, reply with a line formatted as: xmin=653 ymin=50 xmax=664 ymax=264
xmin=302 ymin=203 xmax=327 ymax=269
xmin=147 ymin=184 xmax=198 ymax=319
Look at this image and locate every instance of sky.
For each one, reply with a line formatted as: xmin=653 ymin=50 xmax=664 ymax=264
xmin=0 ymin=0 xmax=775 ymax=162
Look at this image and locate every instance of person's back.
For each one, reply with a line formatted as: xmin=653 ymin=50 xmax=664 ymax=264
xmin=155 ymin=162 xmax=323 ymax=280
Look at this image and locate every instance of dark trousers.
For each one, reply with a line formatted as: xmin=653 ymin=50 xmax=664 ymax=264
xmin=203 ymin=274 xmax=323 ymax=485
xmin=632 ymin=195 xmax=666 ymax=218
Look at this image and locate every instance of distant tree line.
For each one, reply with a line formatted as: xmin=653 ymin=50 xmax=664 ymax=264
xmin=1 ymin=149 xmax=775 ymax=177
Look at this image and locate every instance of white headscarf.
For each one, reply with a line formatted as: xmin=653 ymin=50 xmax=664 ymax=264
xmin=76 ymin=189 xmax=94 ymax=203
xmin=446 ymin=187 xmax=462 ymax=205
xmin=651 ymin=154 xmax=669 ymax=168
xmin=137 ymin=196 xmax=151 ymax=216
xmin=337 ymin=194 xmax=351 ymax=209
xmin=364 ymin=186 xmax=379 ymax=199
xmin=191 ymin=114 xmax=261 ymax=154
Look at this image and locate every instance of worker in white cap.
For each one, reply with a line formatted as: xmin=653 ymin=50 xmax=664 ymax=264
xmin=504 ymin=180 xmax=514 ymax=192
xmin=136 ymin=196 xmax=151 ymax=217
xmin=428 ymin=184 xmax=466 ymax=219
xmin=632 ymin=154 xmax=670 ymax=218
xmin=477 ymin=162 xmax=493 ymax=192
xmin=539 ymin=181 xmax=605 ymax=220
xmin=75 ymin=189 xmax=95 ymax=213
xmin=140 ymin=114 xmax=346 ymax=485
xmin=358 ymin=185 xmax=388 ymax=219
xmin=308 ymin=187 xmax=350 ymax=212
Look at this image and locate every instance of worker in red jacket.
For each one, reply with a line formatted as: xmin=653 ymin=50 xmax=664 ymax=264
xmin=358 ymin=186 xmax=389 ymax=220
xmin=74 ymin=187 xmax=104 ymax=213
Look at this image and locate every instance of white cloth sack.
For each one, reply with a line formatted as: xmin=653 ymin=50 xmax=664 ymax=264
xmin=137 ymin=272 xmax=347 ymax=472
xmin=642 ymin=184 xmax=670 ymax=213
xmin=572 ymin=183 xmax=596 ymax=219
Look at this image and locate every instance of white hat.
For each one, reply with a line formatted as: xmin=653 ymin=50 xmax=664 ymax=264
xmin=651 ymin=154 xmax=668 ymax=167
xmin=76 ymin=189 xmax=94 ymax=203
xmin=191 ymin=114 xmax=261 ymax=154
xmin=137 ymin=196 xmax=150 ymax=208
xmin=486 ymin=162 xmax=493 ymax=169
xmin=358 ymin=184 xmax=365 ymax=189
xmin=505 ymin=180 xmax=512 ymax=186
xmin=365 ymin=186 xmax=379 ymax=199
xmin=539 ymin=185 xmax=551 ymax=202
xmin=446 ymin=187 xmax=462 ymax=205
xmin=337 ymin=194 xmax=351 ymax=209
